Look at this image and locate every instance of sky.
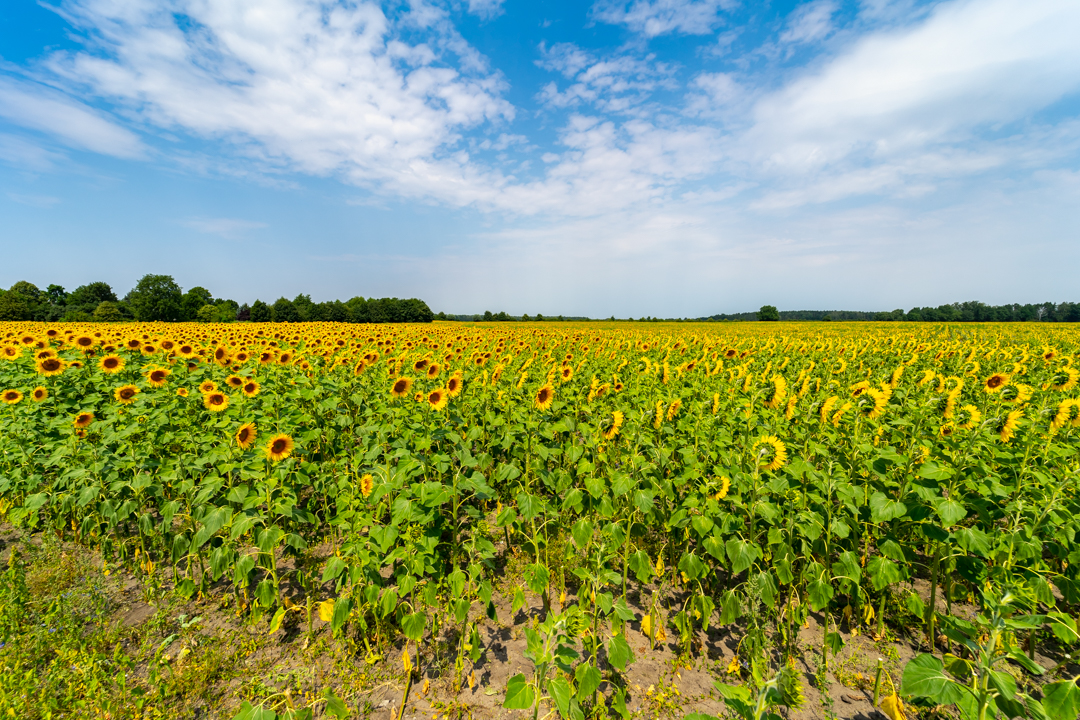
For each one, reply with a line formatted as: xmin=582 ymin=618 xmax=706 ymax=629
xmin=1 ymin=0 xmax=1078 ymax=318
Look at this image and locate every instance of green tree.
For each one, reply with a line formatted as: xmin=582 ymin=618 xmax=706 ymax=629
xmin=196 ymin=304 xmax=218 ymax=323
xmin=181 ymin=286 xmax=214 ymax=321
xmin=125 ymin=275 xmax=183 ymax=321
xmin=93 ymin=301 xmax=124 ymax=322
xmin=758 ymin=305 xmax=780 ymax=321
xmin=45 ymin=285 xmax=68 ymax=306
xmin=249 ymin=300 xmax=271 ymax=322
xmin=271 ymin=297 xmax=299 ymax=322
xmin=0 ymin=291 xmax=29 ymax=321
xmin=68 ymin=282 xmax=118 ymax=308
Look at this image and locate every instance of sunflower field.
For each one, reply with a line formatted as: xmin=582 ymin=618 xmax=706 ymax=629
xmin=2 ymin=320 xmax=1080 ymax=719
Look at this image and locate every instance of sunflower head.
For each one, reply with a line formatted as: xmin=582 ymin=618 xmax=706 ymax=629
xmin=203 ymin=391 xmax=230 ymax=412
xmin=984 ymin=373 xmax=1009 ymax=392
xmin=226 ymin=374 xmax=244 ymax=389
xmin=99 ymin=355 xmax=124 ymax=374
xmin=390 ymin=377 xmax=414 ymax=398
xmin=360 ymin=473 xmax=374 ymax=498
xmin=427 ymin=388 xmax=448 ymax=411
xmin=235 ymin=422 xmax=257 ymax=449
xmin=199 ymin=381 xmax=218 ymax=394
xmin=601 ymin=410 xmax=624 ymax=440
xmin=177 ymin=388 xmax=189 ymax=397
xmin=2 ymin=389 xmax=23 ymax=405
xmin=31 ymin=386 xmax=47 ymax=402
xmin=36 ymin=357 xmax=65 ymax=377
xmin=146 ymin=367 xmax=171 ymax=387
xmin=265 ymin=433 xmax=295 ymax=462
xmin=114 ymin=385 xmax=139 ymax=405
xmin=535 ymin=384 xmax=554 ymax=411
xmin=754 ymin=435 xmax=788 ymax=472
xmin=73 ymin=411 xmax=94 ymax=428
xmin=447 ymin=373 xmax=462 ymax=396
xmin=242 ymin=380 xmax=260 ymax=397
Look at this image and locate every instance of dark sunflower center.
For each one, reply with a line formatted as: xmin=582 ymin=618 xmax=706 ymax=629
xmin=272 ymin=440 xmax=287 ymax=453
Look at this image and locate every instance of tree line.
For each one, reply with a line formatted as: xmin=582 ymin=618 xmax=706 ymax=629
xmin=705 ymin=300 xmax=1080 ymax=322
xmin=0 ymin=275 xmax=434 ymax=323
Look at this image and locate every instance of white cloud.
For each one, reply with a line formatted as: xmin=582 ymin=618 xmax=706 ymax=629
xmin=778 ymin=0 xmax=837 ymax=45
xmin=180 ymin=217 xmax=268 ymax=239
xmin=740 ymin=0 xmax=1080 ymax=203
xmin=591 ymin=0 xmax=731 ymax=37
xmin=0 ymin=76 xmax=146 ymax=158
xmin=7 ymin=192 xmax=61 ymax=208
xmin=466 ymin=0 xmax=505 ymax=21
xmin=535 ymin=43 xmax=677 ymax=115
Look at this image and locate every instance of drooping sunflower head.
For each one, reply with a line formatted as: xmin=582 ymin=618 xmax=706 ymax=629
xmin=235 ymin=422 xmax=257 ymax=449
xmin=427 ymin=388 xmax=448 ymax=411
xmin=535 ymin=384 xmax=555 ymax=411
xmin=146 ymin=367 xmax=171 ymax=388
xmin=2 ymin=389 xmax=23 ymax=405
xmin=600 ymin=410 xmax=624 ymax=440
xmin=1050 ymin=367 xmax=1079 ymax=392
xmin=203 ymin=391 xmax=229 ymax=412
xmin=242 ymin=380 xmax=260 ymax=397
xmin=984 ymin=373 xmax=1009 ymax=392
xmin=99 ymin=355 xmax=124 ymax=374
xmin=73 ymin=411 xmax=94 ymax=428
xmin=997 ymin=409 xmax=1023 ymax=443
xmin=36 ymin=357 xmax=65 ymax=377
xmin=31 ymin=386 xmax=47 ymax=402
xmin=114 ymin=385 xmax=139 ymax=405
xmin=360 ymin=473 xmax=374 ymax=498
xmin=199 ymin=380 xmax=218 ymax=394
xmin=956 ymin=404 xmax=982 ymax=430
xmin=753 ymin=435 xmax=788 ymax=472
xmin=390 ymin=377 xmax=413 ymax=398
xmin=265 ymin=433 xmax=295 ymax=462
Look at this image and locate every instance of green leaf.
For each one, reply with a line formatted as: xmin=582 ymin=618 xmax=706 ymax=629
xmin=1006 ymin=649 xmax=1045 ymax=675
xmin=332 ymin=596 xmax=352 ymax=633
xmin=1041 ymin=678 xmax=1080 ymax=720
xmin=988 ymin=670 xmax=1016 ymax=700
xmin=866 ymin=556 xmax=901 ymax=591
xmin=575 ymin=662 xmax=602 ymax=701
xmin=824 ymin=631 xmax=844 ymax=656
xmin=719 ymin=590 xmax=742 ymax=624
xmin=571 ymin=518 xmax=594 ymax=550
xmin=806 ymin=579 xmax=833 ymax=611
xmin=935 ymin=499 xmax=967 ymax=527
xmin=832 ymin=551 xmax=861 ymax=583
xmin=524 ymin=564 xmax=550 ymax=595
xmin=503 ymin=674 xmax=535 ymax=710
xmin=322 ymin=689 xmax=350 ymax=719
xmin=628 ymin=550 xmax=654 ymax=583
xmin=402 ymin=611 xmax=426 ymax=642
xmin=901 ymin=653 xmax=966 ymax=705
xmin=548 ymin=676 xmax=572 ymax=719
xmin=726 ymin=538 xmax=760 ymax=574
xmin=321 ymin=556 xmax=348 ymax=584
xmin=607 ymin=633 xmax=634 ymax=671
xmin=869 ymin=492 xmax=907 ymax=523
xmin=678 ymin=552 xmax=707 ymax=581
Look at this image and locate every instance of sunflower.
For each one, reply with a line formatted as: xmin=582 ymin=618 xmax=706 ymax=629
xmin=998 ymin=409 xmax=1022 ymax=443
xmin=1051 ymin=367 xmax=1079 ymax=393
xmin=666 ymin=398 xmax=682 ymax=421
xmin=114 ymin=385 xmax=139 ymax=404
xmin=1 ymin=346 xmax=22 ymax=360
xmin=713 ymin=476 xmax=731 ymax=501
xmin=235 ymin=422 xmax=257 ymax=449
xmin=600 ymin=410 xmax=624 ymax=440
xmin=763 ymin=376 xmax=787 ymax=409
xmin=1000 ymin=382 xmax=1033 ymax=404
xmin=1050 ymin=398 xmax=1080 ymax=433
xmin=30 ymin=386 xmax=47 ymax=402
xmin=858 ymin=388 xmax=888 ymax=419
xmin=35 ymin=349 xmax=57 ymax=361
xmin=956 ymin=404 xmax=982 ymax=430
xmin=353 ymin=361 xmax=367 ymax=375
xmin=74 ymin=335 xmax=96 ymax=351
xmin=36 ymin=357 xmax=65 ymax=377
xmin=939 ymin=423 xmax=956 ymax=437
xmin=177 ymin=388 xmax=189 ymax=397
xmin=242 ymin=380 xmax=261 ymax=397
xmin=360 ymin=473 xmax=374 ymax=498
xmin=390 ymin=377 xmax=414 ymax=398
xmin=427 ymin=388 xmax=449 ymax=411
xmin=819 ymin=396 xmax=838 ymax=423
xmin=225 ymin=374 xmax=244 ymax=389
xmin=414 ymin=391 xmax=424 ymax=402
xmin=754 ymin=435 xmax=788 ymax=472
xmin=447 ymin=372 xmax=463 ymax=397
xmin=265 ymin=433 xmax=295 ymax=462
xmin=73 ymin=411 xmax=94 ymax=428
xmin=203 ymin=391 xmax=230 ymax=412
xmin=560 ymin=366 xmax=574 ymax=383
xmin=413 ymin=358 xmax=429 ymax=372
xmin=984 ymin=373 xmax=1009 ymax=392
xmin=277 ymin=352 xmax=293 ymax=366
xmin=213 ymin=346 xmax=231 ymax=365
xmin=2 ymin=389 xmax=23 ymax=405
xmin=535 ymin=384 xmax=554 ymax=411
xmin=99 ymin=355 xmax=125 ymax=374
xmin=146 ymin=367 xmax=171 ymax=388
xmin=199 ymin=380 xmax=218 ymax=394
xmin=177 ymin=344 xmax=197 ymax=359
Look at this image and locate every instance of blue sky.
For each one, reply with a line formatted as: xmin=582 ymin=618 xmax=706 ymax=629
xmin=1 ymin=0 xmax=1079 ymax=317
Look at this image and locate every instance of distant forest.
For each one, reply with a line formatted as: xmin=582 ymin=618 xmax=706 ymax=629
xmin=0 ymin=275 xmax=434 ymax=323
xmin=704 ymin=300 xmax=1080 ymax=323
